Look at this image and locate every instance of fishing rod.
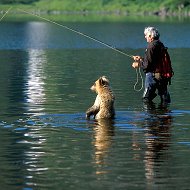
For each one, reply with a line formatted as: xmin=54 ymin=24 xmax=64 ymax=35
xmin=0 ymin=7 xmax=12 ymax=21
xmin=17 ymin=8 xmax=143 ymax=91
xmin=18 ymin=9 xmax=134 ymax=58
xmin=0 ymin=8 xmax=143 ymax=91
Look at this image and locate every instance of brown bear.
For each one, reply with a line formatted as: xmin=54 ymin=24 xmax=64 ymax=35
xmin=86 ymin=76 xmax=115 ymax=120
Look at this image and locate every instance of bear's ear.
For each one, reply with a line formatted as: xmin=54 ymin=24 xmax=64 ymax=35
xmin=99 ymin=78 xmax=104 ymax=86
xmin=99 ymin=76 xmax=109 ymax=86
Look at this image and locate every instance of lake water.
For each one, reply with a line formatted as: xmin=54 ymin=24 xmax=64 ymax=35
xmin=0 ymin=16 xmax=190 ymax=190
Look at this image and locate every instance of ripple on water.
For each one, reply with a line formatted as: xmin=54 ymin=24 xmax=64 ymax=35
xmin=0 ymin=109 xmax=190 ymax=190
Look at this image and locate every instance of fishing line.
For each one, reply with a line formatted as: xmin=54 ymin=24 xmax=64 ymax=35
xmin=0 ymin=7 xmax=12 ymax=21
xmin=134 ymin=67 xmax=144 ymax=92
xmin=18 ymin=8 xmax=133 ymax=58
xmin=18 ymin=8 xmax=143 ymax=91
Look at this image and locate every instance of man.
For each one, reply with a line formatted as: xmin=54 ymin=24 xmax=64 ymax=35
xmin=132 ymin=26 xmax=171 ymax=104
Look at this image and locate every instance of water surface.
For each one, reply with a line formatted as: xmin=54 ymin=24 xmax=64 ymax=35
xmin=0 ymin=19 xmax=190 ymax=190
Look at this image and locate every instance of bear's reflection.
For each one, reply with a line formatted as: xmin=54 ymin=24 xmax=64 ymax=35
xmin=92 ymin=119 xmax=115 ymax=175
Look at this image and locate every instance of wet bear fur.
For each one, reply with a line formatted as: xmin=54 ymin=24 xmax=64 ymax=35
xmin=86 ymin=76 xmax=115 ymax=120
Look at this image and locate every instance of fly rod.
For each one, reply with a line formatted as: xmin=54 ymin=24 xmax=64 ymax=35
xmin=18 ymin=8 xmax=143 ymax=91
xmin=18 ymin=9 xmax=134 ymax=58
xmin=0 ymin=7 xmax=12 ymax=21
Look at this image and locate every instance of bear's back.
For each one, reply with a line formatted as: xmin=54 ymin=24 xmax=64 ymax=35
xmin=95 ymin=87 xmax=115 ymax=119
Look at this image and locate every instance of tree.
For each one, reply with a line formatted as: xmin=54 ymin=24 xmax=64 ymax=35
xmin=0 ymin=0 xmax=39 ymax=4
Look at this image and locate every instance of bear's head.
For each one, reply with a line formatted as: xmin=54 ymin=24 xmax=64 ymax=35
xmin=90 ymin=76 xmax=110 ymax=94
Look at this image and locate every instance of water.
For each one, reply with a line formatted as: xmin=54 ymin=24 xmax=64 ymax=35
xmin=0 ymin=18 xmax=190 ymax=190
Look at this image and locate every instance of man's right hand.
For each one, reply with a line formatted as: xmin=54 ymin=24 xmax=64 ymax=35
xmin=133 ymin=56 xmax=142 ymax=61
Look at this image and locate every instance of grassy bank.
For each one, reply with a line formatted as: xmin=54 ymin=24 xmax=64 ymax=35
xmin=0 ymin=0 xmax=190 ymax=15
xmin=0 ymin=0 xmax=189 ymax=22
xmin=35 ymin=0 xmax=190 ymax=16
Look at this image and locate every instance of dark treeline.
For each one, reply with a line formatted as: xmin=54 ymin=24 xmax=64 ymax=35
xmin=0 ymin=0 xmax=39 ymax=4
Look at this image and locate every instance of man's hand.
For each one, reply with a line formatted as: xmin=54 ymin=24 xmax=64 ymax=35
xmin=133 ymin=56 xmax=143 ymax=62
xmin=132 ymin=62 xmax=140 ymax=69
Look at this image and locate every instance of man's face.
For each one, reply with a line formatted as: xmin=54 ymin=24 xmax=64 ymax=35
xmin=144 ymin=33 xmax=153 ymax=43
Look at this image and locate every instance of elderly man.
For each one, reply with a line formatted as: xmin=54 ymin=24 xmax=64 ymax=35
xmin=132 ymin=26 xmax=171 ymax=104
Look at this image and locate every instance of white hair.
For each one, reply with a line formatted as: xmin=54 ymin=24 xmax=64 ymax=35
xmin=144 ymin=26 xmax=160 ymax=39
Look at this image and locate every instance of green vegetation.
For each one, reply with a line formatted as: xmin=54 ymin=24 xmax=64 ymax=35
xmin=44 ymin=0 xmax=189 ymax=13
xmin=0 ymin=0 xmax=189 ymax=17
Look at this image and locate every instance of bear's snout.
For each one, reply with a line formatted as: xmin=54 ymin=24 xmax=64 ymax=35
xmin=90 ymin=84 xmax=96 ymax=91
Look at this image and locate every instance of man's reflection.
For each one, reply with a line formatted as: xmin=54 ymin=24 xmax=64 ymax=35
xmin=133 ymin=102 xmax=172 ymax=188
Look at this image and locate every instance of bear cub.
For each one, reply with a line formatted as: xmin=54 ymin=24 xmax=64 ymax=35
xmin=86 ymin=76 xmax=115 ymax=120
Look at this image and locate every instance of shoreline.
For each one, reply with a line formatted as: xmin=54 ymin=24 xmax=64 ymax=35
xmin=0 ymin=8 xmax=190 ymax=17
xmin=1 ymin=9 xmax=190 ymax=23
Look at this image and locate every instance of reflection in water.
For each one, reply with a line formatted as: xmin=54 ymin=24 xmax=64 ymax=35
xmin=91 ymin=119 xmax=115 ymax=175
xmin=22 ymin=49 xmax=48 ymax=187
xmin=16 ymin=122 xmax=48 ymax=188
xmin=23 ymin=128 xmax=47 ymax=174
xmin=133 ymin=103 xmax=172 ymax=189
xmin=0 ymin=20 xmax=189 ymax=190
xmin=24 ymin=49 xmax=47 ymax=115
xmin=20 ymin=23 xmax=48 ymax=186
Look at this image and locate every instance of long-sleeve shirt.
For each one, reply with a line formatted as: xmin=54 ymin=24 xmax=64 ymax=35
xmin=142 ymin=39 xmax=165 ymax=73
